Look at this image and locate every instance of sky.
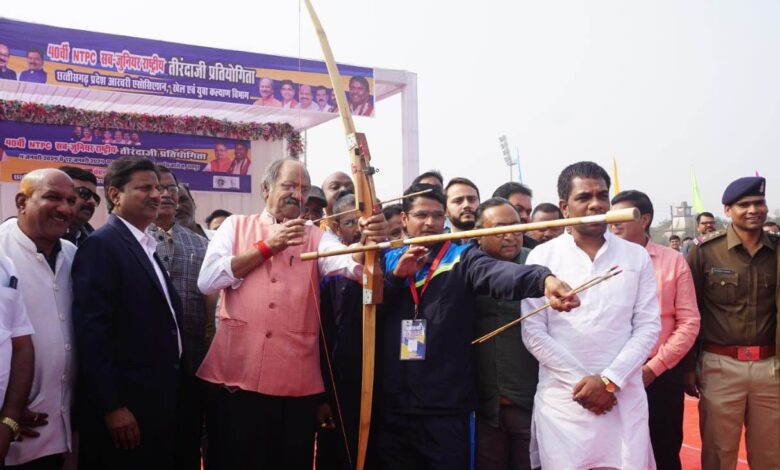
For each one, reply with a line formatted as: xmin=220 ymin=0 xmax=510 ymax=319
xmin=5 ymin=0 xmax=780 ymax=224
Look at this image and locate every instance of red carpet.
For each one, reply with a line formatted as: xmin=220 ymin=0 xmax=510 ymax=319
xmin=681 ymin=396 xmax=749 ymax=469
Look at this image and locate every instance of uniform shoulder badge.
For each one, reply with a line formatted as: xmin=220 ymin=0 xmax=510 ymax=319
xmin=697 ymin=230 xmax=725 ymax=246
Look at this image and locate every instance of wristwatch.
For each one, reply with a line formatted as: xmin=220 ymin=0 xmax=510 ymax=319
xmin=600 ymin=375 xmax=617 ymax=393
xmin=1 ymin=416 xmax=21 ymax=441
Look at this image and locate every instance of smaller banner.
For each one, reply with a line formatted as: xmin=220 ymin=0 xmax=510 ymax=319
xmin=0 ymin=121 xmax=252 ymax=193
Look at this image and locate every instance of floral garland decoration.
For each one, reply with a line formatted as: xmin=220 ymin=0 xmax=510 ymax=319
xmin=0 ymin=99 xmax=304 ymax=158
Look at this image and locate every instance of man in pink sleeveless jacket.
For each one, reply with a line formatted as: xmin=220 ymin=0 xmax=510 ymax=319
xmin=197 ymin=158 xmax=387 ymax=469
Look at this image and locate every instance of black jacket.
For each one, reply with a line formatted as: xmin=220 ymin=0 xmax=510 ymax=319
xmin=72 ymin=215 xmax=183 ymax=435
xmin=379 ymin=242 xmax=550 ymax=415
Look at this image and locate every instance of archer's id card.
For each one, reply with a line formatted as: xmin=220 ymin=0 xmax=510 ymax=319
xmin=400 ymin=319 xmax=427 ymax=360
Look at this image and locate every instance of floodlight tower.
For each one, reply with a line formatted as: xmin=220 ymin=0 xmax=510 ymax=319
xmin=498 ymin=135 xmax=517 ymax=181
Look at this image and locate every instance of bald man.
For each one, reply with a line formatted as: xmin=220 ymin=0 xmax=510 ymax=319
xmin=254 ymin=78 xmax=282 ymax=107
xmin=0 ymin=169 xmax=78 ymax=467
xmin=321 ymin=171 xmax=355 ymax=216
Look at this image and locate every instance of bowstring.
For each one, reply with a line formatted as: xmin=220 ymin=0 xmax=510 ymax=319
xmin=298 ymin=2 xmax=352 ymax=465
xmin=309 ymin=272 xmax=354 ymax=468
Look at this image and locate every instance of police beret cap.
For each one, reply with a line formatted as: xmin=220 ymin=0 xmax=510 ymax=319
xmin=721 ymin=176 xmax=765 ymax=205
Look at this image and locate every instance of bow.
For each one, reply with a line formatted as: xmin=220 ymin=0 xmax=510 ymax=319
xmin=302 ymin=2 xmax=382 ymax=469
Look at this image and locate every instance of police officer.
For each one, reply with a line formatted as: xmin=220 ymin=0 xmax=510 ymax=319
xmin=685 ymin=176 xmax=778 ymax=469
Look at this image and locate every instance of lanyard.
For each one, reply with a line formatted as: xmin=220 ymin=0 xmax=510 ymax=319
xmin=408 ymin=241 xmax=451 ymax=319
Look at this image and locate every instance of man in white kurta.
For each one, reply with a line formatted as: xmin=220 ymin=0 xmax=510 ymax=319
xmin=521 ymin=161 xmax=660 ymax=470
xmin=0 ymin=169 xmax=77 ymax=466
xmin=522 ymin=230 xmax=660 ymax=470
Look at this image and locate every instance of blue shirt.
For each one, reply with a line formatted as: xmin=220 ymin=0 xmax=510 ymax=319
xmin=0 ymin=68 xmax=16 ymax=80
xmin=19 ymin=69 xmax=47 ymax=84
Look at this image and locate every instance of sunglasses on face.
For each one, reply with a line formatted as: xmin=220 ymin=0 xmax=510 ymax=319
xmin=76 ymin=186 xmax=101 ymax=206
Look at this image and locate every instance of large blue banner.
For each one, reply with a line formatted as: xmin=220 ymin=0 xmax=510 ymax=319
xmin=0 ymin=18 xmax=376 ymax=116
xmin=0 ymin=121 xmax=252 ymax=193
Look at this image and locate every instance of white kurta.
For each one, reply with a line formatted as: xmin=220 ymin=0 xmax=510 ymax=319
xmin=522 ymin=231 xmax=660 ymax=470
xmin=0 ymin=221 xmax=76 ymax=465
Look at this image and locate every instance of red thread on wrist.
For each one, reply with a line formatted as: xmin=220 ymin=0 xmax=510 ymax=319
xmin=255 ymin=240 xmax=273 ymax=259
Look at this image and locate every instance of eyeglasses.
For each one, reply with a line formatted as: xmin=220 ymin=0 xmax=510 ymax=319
xmin=159 ymin=184 xmax=180 ymax=194
xmin=407 ymin=211 xmax=446 ymax=221
xmin=75 ymin=186 xmax=101 ymax=206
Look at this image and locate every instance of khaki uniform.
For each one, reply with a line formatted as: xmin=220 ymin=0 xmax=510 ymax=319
xmin=687 ymin=225 xmax=779 ymax=470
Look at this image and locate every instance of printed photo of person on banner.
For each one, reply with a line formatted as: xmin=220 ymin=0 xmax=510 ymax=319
xmin=204 ymin=142 xmax=232 ymax=172
xmin=0 ymin=42 xmax=17 ymax=80
xmin=349 ymin=75 xmax=373 ymax=116
xmin=315 ymin=86 xmax=335 ymax=113
xmin=227 ymin=142 xmax=251 ymax=175
xmin=279 ymin=79 xmax=298 ymax=109
xmin=254 ymin=77 xmax=282 ymax=107
xmin=18 ymin=48 xmax=47 ymax=83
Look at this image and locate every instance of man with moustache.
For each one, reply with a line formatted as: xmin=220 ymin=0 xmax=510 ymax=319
xmin=227 ymin=142 xmax=251 ymax=176
xmin=0 ymin=43 xmax=16 ymax=80
xmin=521 ymin=162 xmax=660 ymax=470
xmin=445 ymin=177 xmax=480 ymax=234
xmin=254 ymin=78 xmax=282 ymax=108
xmin=696 ymin=212 xmax=718 ymax=238
xmin=493 ymin=182 xmax=539 ymax=250
xmin=297 ymin=85 xmax=317 ymax=111
xmin=0 ymin=169 xmax=78 ymax=468
xmin=609 ymin=190 xmax=700 ymax=470
xmin=348 ymin=76 xmax=373 ymax=116
xmin=196 ymin=158 xmax=387 ymax=469
xmin=321 ymin=171 xmax=355 ymax=217
xmin=685 ymin=177 xmax=778 ymax=469
xmin=18 ymin=49 xmax=46 ymax=84
xmin=329 ymin=194 xmax=362 ymax=246
xmin=528 ymin=203 xmax=564 ymax=244
xmin=146 ymin=166 xmax=212 ymax=470
xmin=377 ymin=184 xmax=578 ymax=470
xmin=59 ymin=166 xmax=99 ymax=246
xmin=472 ymin=198 xmax=536 ymax=470
xmin=72 ymin=156 xmax=183 ymax=469
xmin=175 ymin=185 xmax=208 ymax=238
xmin=314 ymin=86 xmax=333 ymax=112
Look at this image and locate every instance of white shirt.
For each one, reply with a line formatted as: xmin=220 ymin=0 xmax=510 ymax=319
xmin=0 ymin=220 xmax=75 ymax=464
xmin=298 ymin=102 xmax=318 ymax=112
xmin=521 ymin=231 xmax=660 ymax=470
xmin=116 ymin=217 xmax=182 ymax=356
xmin=0 ymin=255 xmax=35 ymax=413
xmin=198 ymin=211 xmax=362 ymax=295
